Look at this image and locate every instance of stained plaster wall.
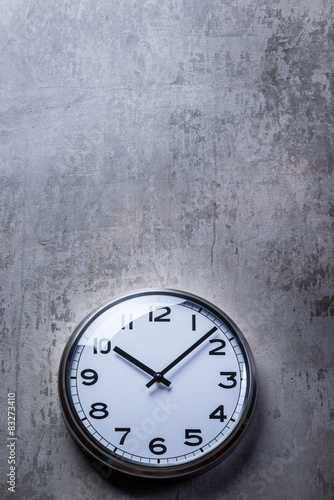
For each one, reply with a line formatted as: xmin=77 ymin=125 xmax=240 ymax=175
xmin=1 ymin=1 xmax=333 ymax=499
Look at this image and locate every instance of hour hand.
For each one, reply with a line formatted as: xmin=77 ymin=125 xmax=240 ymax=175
xmin=113 ymin=346 xmax=171 ymax=387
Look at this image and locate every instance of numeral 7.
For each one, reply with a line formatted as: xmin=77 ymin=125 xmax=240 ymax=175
xmin=115 ymin=427 xmax=131 ymax=445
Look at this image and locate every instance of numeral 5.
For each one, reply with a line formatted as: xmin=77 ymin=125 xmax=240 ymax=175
xmin=184 ymin=429 xmax=203 ymax=446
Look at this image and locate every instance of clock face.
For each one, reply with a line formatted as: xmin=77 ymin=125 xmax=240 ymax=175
xmin=58 ymin=289 xmax=256 ymax=479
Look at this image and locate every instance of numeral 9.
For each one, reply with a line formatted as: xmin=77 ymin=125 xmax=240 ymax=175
xmin=81 ymin=369 xmax=98 ymax=386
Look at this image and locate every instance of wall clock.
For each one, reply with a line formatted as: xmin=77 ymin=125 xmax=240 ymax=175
xmin=58 ymin=289 xmax=257 ymax=480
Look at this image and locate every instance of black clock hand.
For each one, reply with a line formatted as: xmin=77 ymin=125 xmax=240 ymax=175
xmin=146 ymin=326 xmax=218 ymax=388
xmin=113 ymin=346 xmax=171 ymax=387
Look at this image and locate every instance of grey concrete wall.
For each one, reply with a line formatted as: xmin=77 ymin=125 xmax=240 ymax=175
xmin=1 ymin=0 xmax=333 ymax=499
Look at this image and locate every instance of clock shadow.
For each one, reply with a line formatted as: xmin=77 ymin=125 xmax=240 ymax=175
xmin=88 ymin=391 xmax=263 ymax=498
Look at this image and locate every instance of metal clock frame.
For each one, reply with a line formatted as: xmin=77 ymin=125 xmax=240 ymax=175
xmin=58 ymin=288 xmax=257 ymax=480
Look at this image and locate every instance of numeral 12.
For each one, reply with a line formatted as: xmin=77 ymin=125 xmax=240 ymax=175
xmin=149 ymin=307 xmax=171 ymax=322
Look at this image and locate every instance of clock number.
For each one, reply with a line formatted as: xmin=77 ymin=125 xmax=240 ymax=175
xmin=149 ymin=437 xmax=167 ymax=455
xmin=81 ymin=369 xmax=98 ymax=385
xmin=219 ymin=372 xmax=237 ymax=389
xmin=192 ymin=314 xmax=196 ymax=331
xmin=89 ymin=403 xmax=109 ymax=419
xmin=121 ymin=313 xmax=134 ymax=330
xmin=93 ymin=338 xmax=111 ymax=354
xmin=208 ymin=339 xmax=226 ymax=355
xmin=115 ymin=428 xmax=131 ymax=445
xmin=184 ymin=429 xmax=203 ymax=446
xmin=149 ymin=307 xmax=171 ymax=322
xmin=209 ymin=405 xmax=227 ymax=422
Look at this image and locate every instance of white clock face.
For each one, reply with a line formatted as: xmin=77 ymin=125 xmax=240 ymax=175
xmin=59 ymin=289 xmax=256 ymax=479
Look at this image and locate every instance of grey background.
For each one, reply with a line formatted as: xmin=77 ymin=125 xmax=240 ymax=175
xmin=1 ymin=0 xmax=333 ymax=499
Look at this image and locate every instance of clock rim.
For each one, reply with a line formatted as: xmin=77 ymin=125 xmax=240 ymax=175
xmin=58 ymin=288 xmax=257 ymax=480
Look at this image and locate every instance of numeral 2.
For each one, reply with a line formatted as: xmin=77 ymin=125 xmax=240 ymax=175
xmin=208 ymin=339 xmax=226 ymax=355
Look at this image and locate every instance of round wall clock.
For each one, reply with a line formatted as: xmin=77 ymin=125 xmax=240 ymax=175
xmin=58 ymin=289 xmax=257 ymax=480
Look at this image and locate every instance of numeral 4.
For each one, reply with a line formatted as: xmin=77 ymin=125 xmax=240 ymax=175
xmin=209 ymin=405 xmax=227 ymax=422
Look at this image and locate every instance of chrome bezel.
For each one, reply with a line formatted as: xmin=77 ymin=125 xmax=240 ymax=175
xmin=58 ymin=288 xmax=257 ymax=480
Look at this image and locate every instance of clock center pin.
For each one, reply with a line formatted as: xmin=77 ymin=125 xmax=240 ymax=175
xmin=155 ymin=372 xmax=164 ymax=382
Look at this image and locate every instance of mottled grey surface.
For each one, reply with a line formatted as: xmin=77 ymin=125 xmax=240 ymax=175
xmin=1 ymin=0 xmax=333 ymax=498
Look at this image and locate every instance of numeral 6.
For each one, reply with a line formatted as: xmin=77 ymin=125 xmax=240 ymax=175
xmin=149 ymin=437 xmax=167 ymax=455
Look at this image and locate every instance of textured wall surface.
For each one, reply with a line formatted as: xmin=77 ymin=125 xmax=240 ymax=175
xmin=1 ymin=0 xmax=333 ymax=499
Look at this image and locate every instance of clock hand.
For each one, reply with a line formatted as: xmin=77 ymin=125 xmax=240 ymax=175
xmin=113 ymin=346 xmax=172 ymax=387
xmin=146 ymin=326 xmax=218 ymax=388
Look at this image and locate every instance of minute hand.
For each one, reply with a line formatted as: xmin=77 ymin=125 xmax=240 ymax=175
xmin=146 ymin=326 xmax=218 ymax=388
